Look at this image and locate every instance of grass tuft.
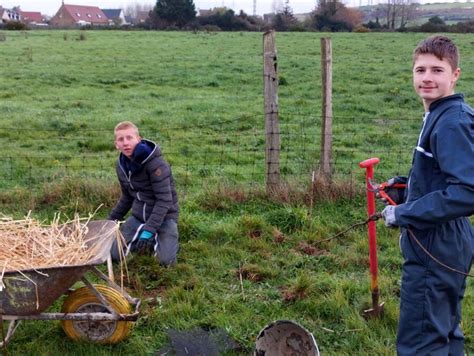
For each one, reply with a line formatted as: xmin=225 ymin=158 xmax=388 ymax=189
xmin=39 ymin=176 xmax=119 ymax=215
xmin=297 ymin=241 xmax=328 ymax=256
xmin=237 ymin=263 xmax=274 ymax=282
xmin=238 ymin=214 xmax=270 ymax=239
xmin=265 ymin=206 xmax=307 ymax=234
xmin=272 ymin=227 xmax=286 ymax=243
xmin=282 ymin=273 xmax=314 ymax=303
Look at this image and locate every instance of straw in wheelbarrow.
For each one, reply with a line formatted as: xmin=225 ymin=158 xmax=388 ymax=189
xmin=0 ymin=212 xmax=120 ymax=273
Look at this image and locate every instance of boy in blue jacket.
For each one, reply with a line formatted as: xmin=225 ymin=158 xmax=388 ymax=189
xmin=381 ymin=35 xmax=474 ymax=355
xmin=108 ymin=121 xmax=179 ymax=266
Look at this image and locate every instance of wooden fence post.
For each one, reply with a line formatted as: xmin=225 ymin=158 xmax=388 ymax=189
xmin=320 ymin=37 xmax=333 ymax=180
xmin=263 ymin=30 xmax=280 ymax=191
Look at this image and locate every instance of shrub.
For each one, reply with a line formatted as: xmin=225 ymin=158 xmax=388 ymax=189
xmin=452 ymin=20 xmax=474 ymax=33
xmin=419 ymin=22 xmax=448 ymax=33
xmin=4 ymin=21 xmax=29 ymax=31
xmin=354 ymin=25 xmax=370 ymax=33
xmin=202 ymin=24 xmax=221 ymax=32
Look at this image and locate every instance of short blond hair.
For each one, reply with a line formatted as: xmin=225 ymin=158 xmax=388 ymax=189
xmin=114 ymin=121 xmax=139 ymax=135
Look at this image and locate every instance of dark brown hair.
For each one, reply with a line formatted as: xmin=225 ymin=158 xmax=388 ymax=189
xmin=413 ymin=35 xmax=459 ymax=70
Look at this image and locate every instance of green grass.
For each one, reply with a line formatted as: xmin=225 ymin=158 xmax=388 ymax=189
xmin=0 ymin=30 xmax=473 ymax=354
xmin=1 ymin=31 xmax=473 ymax=189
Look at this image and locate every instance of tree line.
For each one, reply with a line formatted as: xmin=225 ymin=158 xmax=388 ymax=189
xmin=1 ymin=0 xmax=472 ymax=33
xmin=143 ymin=0 xmax=473 ymax=33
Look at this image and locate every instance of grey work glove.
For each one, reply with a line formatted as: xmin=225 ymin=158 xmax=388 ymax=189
xmin=381 ymin=205 xmax=398 ymax=228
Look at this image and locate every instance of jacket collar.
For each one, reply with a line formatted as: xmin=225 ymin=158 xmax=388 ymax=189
xmin=428 ymin=93 xmax=464 ymax=112
xmin=119 ymin=139 xmax=159 ymax=174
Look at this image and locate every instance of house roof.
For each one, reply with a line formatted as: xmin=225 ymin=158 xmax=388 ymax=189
xmin=0 ymin=7 xmax=21 ymax=21
xmin=101 ymin=9 xmax=122 ymax=19
xmin=20 ymin=11 xmax=44 ymax=23
xmin=62 ymin=4 xmax=108 ymax=24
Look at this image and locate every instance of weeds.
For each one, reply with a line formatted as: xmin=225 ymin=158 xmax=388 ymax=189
xmin=265 ymin=207 xmax=307 ymax=234
xmin=78 ymin=32 xmax=86 ymax=41
xmin=238 ymin=214 xmax=270 ymax=239
xmin=237 ymin=263 xmax=274 ymax=282
xmin=282 ymin=273 xmax=314 ymax=303
xmin=22 ymin=46 xmax=33 ymax=62
xmin=0 ymin=176 xmax=119 ymax=217
xmin=39 ymin=176 xmax=119 ymax=214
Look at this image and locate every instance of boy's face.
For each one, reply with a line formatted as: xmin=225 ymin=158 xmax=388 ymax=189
xmin=114 ymin=127 xmax=141 ymax=158
xmin=413 ymin=53 xmax=460 ymax=109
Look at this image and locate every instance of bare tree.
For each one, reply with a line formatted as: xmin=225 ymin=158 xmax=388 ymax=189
xmin=379 ymin=0 xmax=415 ymax=30
xmin=272 ymin=0 xmax=298 ymax=30
xmin=124 ymin=2 xmax=154 ymax=17
xmin=271 ymin=0 xmax=284 ymax=13
xmin=399 ymin=0 xmax=416 ymax=29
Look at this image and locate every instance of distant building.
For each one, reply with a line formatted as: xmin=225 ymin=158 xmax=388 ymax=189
xmin=263 ymin=13 xmax=275 ymax=23
xmin=198 ymin=9 xmax=214 ymax=17
xmin=20 ymin=11 xmax=47 ymax=26
xmin=102 ymin=8 xmax=128 ymax=26
xmin=50 ymin=3 xmax=108 ymax=27
xmin=294 ymin=13 xmax=312 ymax=22
xmin=198 ymin=7 xmax=229 ymax=16
xmin=263 ymin=12 xmax=311 ymax=23
xmin=0 ymin=6 xmax=22 ymax=23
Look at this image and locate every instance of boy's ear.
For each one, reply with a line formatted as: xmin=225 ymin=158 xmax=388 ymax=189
xmin=454 ymin=67 xmax=461 ymax=80
xmin=451 ymin=67 xmax=461 ymax=87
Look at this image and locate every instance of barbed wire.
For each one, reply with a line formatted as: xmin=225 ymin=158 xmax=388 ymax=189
xmin=0 ymin=113 xmax=419 ymax=193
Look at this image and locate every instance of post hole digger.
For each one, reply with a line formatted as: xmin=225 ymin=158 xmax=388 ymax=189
xmin=314 ymin=158 xmax=400 ymax=318
xmin=359 ymin=158 xmax=392 ymax=319
xmin=358 ymin=157 xmax=474 ymax=321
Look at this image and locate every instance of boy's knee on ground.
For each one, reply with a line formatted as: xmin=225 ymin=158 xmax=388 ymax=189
xmin=154 ymin=219 xmax=179 ymax=266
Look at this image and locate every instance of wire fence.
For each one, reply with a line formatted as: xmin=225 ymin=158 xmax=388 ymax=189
xmin=0 ymin=111 xmax=421 ymax=196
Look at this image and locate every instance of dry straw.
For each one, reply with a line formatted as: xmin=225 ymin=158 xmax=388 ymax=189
xmin=0 ymin=212 xmax=119 ymax=272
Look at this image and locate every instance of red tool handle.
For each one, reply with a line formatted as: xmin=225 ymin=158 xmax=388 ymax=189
xmin=359 ymin=158 xmax=380 ymax=292
xmin=378 ymin=182 xmax=407 ymax=206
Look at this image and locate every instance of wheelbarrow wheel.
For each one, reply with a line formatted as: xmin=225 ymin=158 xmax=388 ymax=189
xmin=61 ymin=284 xmax=132 ymax=344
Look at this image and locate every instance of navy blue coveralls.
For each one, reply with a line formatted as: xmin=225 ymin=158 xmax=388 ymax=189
xmin=394 ymin=94 xmax=474 ymax=355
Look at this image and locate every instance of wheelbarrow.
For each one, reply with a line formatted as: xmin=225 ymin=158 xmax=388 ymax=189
xmin=0 ymin=220 xmax=140 ymax=347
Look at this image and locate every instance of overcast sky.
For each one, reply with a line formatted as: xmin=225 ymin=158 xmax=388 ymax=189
xmin=1 ymin=0 xmax=459 ymax=17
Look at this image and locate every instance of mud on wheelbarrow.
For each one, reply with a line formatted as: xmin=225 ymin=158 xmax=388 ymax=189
xmin=0 ymin=220 xmax=140 ymax=347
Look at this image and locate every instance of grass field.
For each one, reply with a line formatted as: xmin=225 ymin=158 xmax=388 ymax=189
xmin=0 ymin=30 xmax=473 ymax=354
